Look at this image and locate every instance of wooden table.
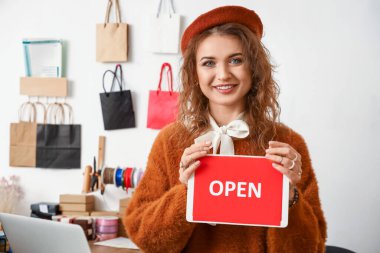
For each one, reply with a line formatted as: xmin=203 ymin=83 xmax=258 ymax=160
xmin=89 ymin=241 xmax=141 ymax=253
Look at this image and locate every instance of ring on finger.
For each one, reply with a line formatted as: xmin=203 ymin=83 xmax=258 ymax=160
xmin=189 ymin=154 xmax=194 ymax=163
xmin=180 ymin=161 xmax=186 ymax=170
xmin=289 ymin=160 xmax=295 ymax=170
xmin=292 ymin=153 xmax=298 ymax=162
xmin=279 ymin=156 xmax=283 ymax=164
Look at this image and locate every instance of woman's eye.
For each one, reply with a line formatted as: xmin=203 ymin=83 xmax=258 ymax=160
xmin=230 ymin=58 xmax=242 ymax=64
xmin=202 ymin=61 xmax=215 ymax=67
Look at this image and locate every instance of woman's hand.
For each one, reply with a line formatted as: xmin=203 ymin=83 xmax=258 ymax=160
xmin=265 ymin=141 xmax=302 ymax=199
xmin=179 ymin=141 xmax=212 ymax=186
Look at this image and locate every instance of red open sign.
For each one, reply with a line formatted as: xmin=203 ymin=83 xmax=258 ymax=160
xmin=186 ymin=155 xmax=289 ymax=227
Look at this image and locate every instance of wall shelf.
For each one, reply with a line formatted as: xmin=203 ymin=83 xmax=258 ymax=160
xmin=20 ymin=77 xmax=68 ymax=97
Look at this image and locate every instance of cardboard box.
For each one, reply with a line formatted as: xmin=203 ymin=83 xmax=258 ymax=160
xmin=60 ymin=203 xmax=94 ymax=212
xmin=90 ymin=211 xmax=119 ymax=217
xmin=59 ymin=194 xmax=94 ymax=204
xmin=119 ymin=197 xmax=131 ymax=208
xmin=119 ymin=207 xmax=126 ymax=218
xmin=61 ymin=211 xmax=90 ymax=216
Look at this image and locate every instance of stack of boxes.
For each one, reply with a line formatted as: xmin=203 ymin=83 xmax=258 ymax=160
xmin=54 ymin=194 xmax=131 ymax=240
xmin=59 ymin=194 xmax=95 ymax=216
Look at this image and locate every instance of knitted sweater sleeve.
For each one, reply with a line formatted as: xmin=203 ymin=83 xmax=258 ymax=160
xmin=267 ymin=130 xmax=327 ymax=253
xmin=123 ymin=128 xmax=196 ymax=253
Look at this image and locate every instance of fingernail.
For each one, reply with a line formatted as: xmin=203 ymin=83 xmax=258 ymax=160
xmin=205 ymin=141 xmax=211 ymax=144
xmin=196 ymin=161 xmax=201 ymax=165
xmin=272 ymin=163 xmax=277 ymax=167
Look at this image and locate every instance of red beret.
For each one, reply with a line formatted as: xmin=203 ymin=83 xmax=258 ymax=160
xmin=181 ymin=6 xmax=263 ymax=55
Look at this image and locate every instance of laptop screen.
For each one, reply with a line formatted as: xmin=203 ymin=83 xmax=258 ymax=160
xmin=0 ymin=213 xmax=91 ymax=253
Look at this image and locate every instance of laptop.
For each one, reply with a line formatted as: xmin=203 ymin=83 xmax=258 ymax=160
xmin=0 ymin=213 xmax=91 ymax=253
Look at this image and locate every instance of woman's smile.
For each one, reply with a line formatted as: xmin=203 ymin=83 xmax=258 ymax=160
xmin=213 ymin=83 xmax=238 ymax=94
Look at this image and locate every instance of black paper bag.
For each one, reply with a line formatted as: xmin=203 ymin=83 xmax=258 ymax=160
xmin=36 ymin=124 xmax=81 ymax=169
xmin=100 ymin=64 xmax=135 ymax=130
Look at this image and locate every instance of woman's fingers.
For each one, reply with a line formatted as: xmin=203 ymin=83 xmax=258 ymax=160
xmin=272 ymin=162 xmax=301 ymax=185
xmin=266 ymin=141 xmax=302 ymax=186
xmin=184 ymin=150 xmax=207 ymax=166
xmin=179 ymin=160 xmax=201 ymax=185
xmin=268 ymin=141 xmax=289 ymax=148
xmin=183 ymin=141 xmax=212 ymax=155
xmin=179 ymin=141 xmax=212 ymax=185
xmin=266 ymin=147 xmax=296 ymax=159
xmin=182 ymin=141 xmax=212 ymax=167
xmin=265 ymin=154 xmax=293 ymax=168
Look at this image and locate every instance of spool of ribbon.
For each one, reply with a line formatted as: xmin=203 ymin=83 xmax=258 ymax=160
xmin=95 ymin=217 xmax=119 ymax=242
xmin=96 ymin=217 xmax=118 ymax=226
xmin=102 ymin=167 xmax=115 ymax=185
xmin=124 ymin=167 xmax=133 ymax=189
xmin=114 ymin=167 xmax=123 ymax=187
xmin=96 ymin=225 xmax=118 ymax=233
xmin=102 ymin=167 xmax=144 ymax=191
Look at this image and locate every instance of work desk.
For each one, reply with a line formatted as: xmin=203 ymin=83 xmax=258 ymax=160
xmin=89 ymin=241 xmax=141 ymax=253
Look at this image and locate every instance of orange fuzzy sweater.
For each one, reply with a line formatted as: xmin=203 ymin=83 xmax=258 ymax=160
xmin=124 ymin=122 xmax=327 ymax=253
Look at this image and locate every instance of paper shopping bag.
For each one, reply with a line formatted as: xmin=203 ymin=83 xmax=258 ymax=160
xmin=96 ymin=0 xmax=128 ymax=62
xmin=147 ymin=62 xmax=179 ymax=129
xmin=100 ymin=64 xmax=135 ymax=130
xmin=9 ymin=102 xmax=39 ymax=167
xmin=149 ymin=0 xmax=181 ymax=54
xmin=36 ymin=103 xmax=81 ymax=169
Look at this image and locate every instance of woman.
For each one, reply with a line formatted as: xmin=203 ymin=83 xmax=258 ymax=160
xmin=124 ymin=6 xmax=326 ymax=253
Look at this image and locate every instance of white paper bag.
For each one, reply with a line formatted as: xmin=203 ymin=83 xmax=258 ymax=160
xmin=149 ymin=0 xmax=181 ymax=54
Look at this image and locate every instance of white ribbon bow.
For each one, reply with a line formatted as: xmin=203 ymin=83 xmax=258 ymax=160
xmin=194 ymin=113 xmax=250 ymax=155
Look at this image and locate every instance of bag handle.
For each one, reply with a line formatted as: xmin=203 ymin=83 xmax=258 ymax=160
xmin=18 ymin=101 xmax=36 ymax=123
xmin=46 ymin=103 xmax=65 ymax=125
xmin=104 ymin=0 xmax=121 ymax=26
xmin=112 ymin=64 xmax=123 ymax=93
xmin=61 ymin=102 xmax=74 ymax=125
xmin=156 ymin=0 xmax=176 ymax=18
xmin=34 ymin=100 xmax=46 ymax=123
xmin=157 ymin=62 xmax=174 ymax=95
xmin=102 ymin=65 xmax=123 ymax=97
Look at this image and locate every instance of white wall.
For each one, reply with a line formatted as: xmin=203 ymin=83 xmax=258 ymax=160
xmin=1 ymin=0 xmax=379 ymax=252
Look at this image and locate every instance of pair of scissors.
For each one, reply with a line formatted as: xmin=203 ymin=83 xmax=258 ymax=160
xmin=90 ymin=156 xmax=98 ymax=192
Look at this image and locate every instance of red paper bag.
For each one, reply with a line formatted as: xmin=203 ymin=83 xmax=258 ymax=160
xmin=147 ymin=63 xmax=179 ymax=129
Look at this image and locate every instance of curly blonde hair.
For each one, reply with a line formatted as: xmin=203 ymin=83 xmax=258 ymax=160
xmin=178 ymin=23 xmax=280 ymax=150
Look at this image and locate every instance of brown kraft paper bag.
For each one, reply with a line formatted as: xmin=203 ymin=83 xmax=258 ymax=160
xmin=9 ymin=102 xmax=39 ymax=167
xmin=96 ymin=0 xmax=128 ymax=62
